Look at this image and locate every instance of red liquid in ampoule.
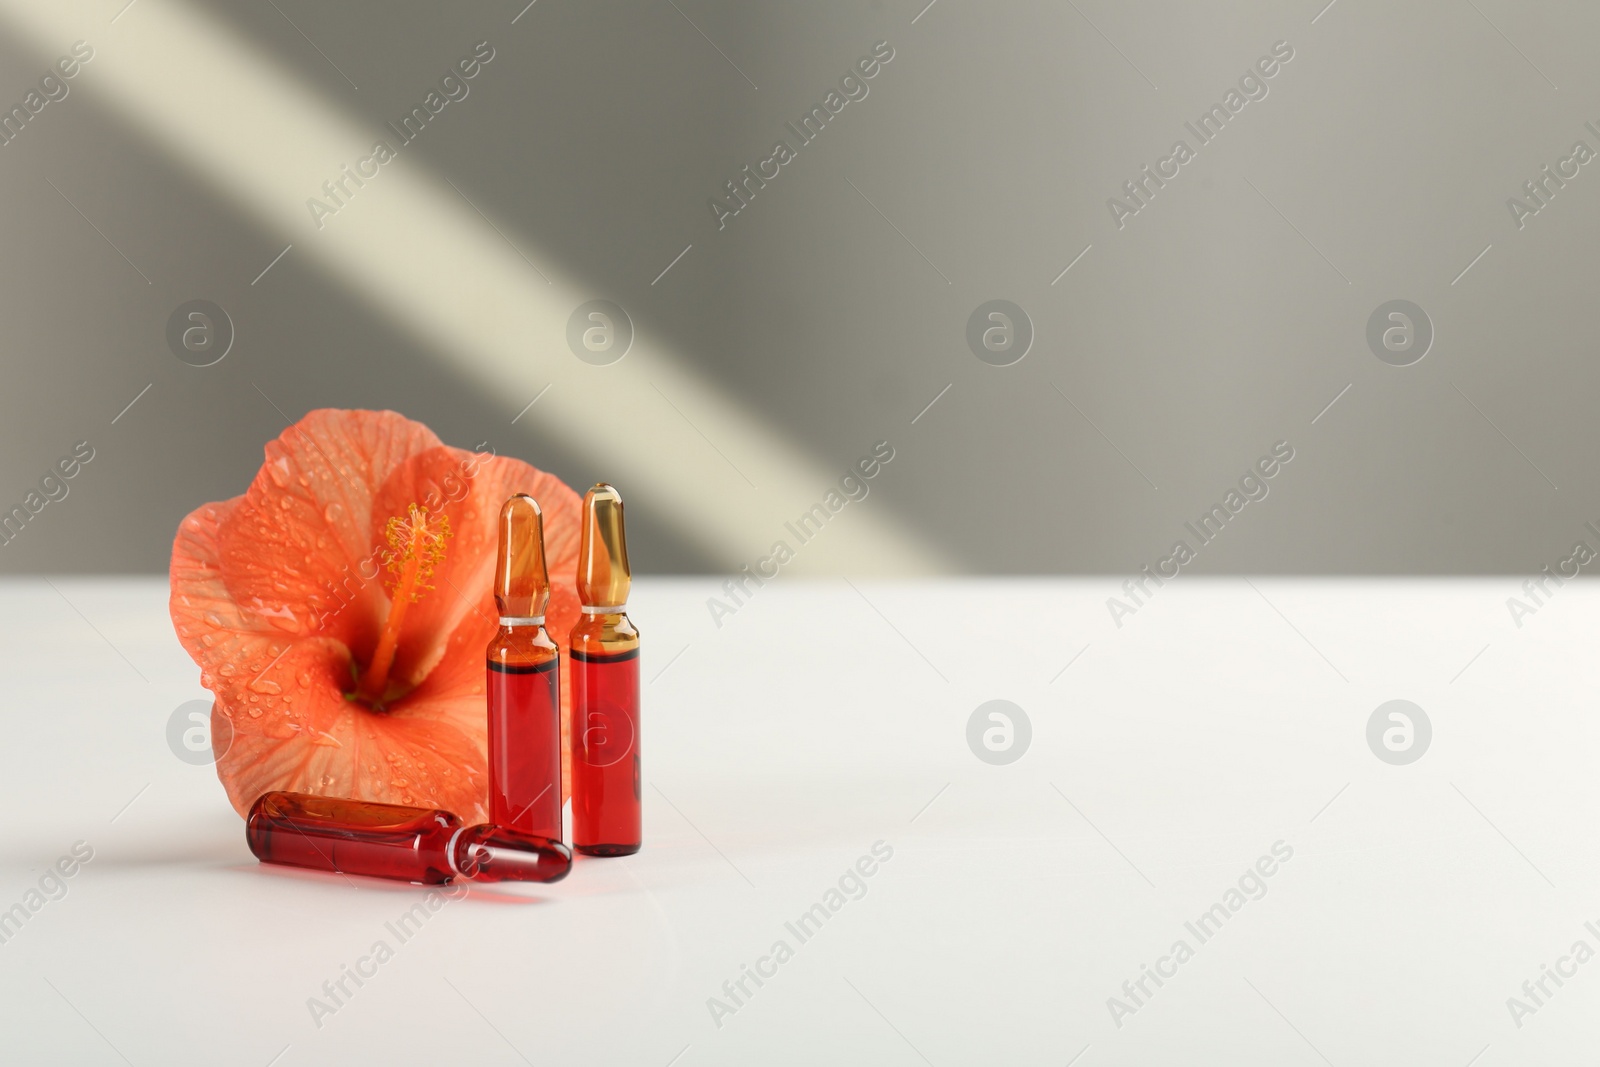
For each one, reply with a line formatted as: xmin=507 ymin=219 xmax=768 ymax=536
xmin=246 ymin=791 xmax=574 ymax=885
xmin=573 ymin=647 xmax=641 ymax=855
xmin=487 ymin=659 xmax=562 ymax=840
xmin=246 ymin=792 xmax=460 ymax=884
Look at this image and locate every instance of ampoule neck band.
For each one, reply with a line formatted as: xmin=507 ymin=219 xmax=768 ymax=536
xmin=499 ymin=615 xmax=545 ymax=627
xmin=580 ymin=604 xmax=627 ymax=614
xmin=445 ymin=824 xmax=468 ymax=877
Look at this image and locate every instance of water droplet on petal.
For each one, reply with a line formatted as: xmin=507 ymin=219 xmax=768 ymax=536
xmin=248 ymin=706 xmax=263 ymax=717
xmin=325 ymin=503 xmax=343 ymax=523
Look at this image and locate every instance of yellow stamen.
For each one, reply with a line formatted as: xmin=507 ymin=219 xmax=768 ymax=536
xmin=355 ymin=504 xmax=450 ymax=706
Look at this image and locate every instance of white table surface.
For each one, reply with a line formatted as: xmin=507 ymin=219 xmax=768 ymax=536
xmin=1 ymin=575 xmax=1597 ymax=1065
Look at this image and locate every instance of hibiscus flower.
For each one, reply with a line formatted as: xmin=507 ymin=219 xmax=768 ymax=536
xmin=169 ymin=409 xmax=580 ymax=822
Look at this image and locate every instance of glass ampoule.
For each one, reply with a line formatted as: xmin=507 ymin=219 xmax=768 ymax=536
xmin=570 ymin=483 xmax=641 ymax=856
xmin=245 ymin=791 xmax=571 ymax=885
xmin=486 ymin=494 xmax=563 ymax=842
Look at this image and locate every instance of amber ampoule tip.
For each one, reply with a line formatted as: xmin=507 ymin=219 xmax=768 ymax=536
xmin=577 ymin=483 xmax=630 ymax=608
xmin=494 ymin=493 xmax=550 ymax=618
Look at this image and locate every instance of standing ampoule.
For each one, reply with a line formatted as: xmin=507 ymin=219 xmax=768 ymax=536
xmin=486 ymin=494 xmax=563 ymax=842
xmin=246 ymin=791 xmax=571 ymax=885
xmin=570 ymin=483 xmax=641 ymax=856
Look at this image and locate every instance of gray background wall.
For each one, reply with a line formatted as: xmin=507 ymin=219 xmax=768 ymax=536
xmin=0 ymin=0 xmax=1594 ymax=576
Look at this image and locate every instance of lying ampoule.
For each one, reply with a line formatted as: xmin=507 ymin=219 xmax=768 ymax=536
xmin=486 ymin=493 xmax=563 ymax=841
xmin=245 ymin=791 xmax=571 ymax=885
xmin=571 ymin=483 xmax=641 ymax=856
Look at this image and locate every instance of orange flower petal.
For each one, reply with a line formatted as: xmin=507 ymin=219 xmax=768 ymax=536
xmin=171 ymin=410 xmax=582 ymax=821
xmin=187 ymin=410 xmax=441 ymax=673
xmin=370 ymin=444 xmax=582 ymax=803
